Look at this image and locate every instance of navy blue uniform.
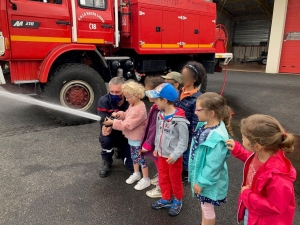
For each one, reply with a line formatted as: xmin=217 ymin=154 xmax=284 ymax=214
xmin=97 ymin=94 xmax=133 ymax=171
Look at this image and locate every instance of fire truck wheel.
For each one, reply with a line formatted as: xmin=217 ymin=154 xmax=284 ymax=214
xmin=43 ymin=63 xmax=106 ymax=125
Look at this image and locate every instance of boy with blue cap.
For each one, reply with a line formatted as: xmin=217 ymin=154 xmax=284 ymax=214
xmin=145 ymin=83 xmax=189 ymax=216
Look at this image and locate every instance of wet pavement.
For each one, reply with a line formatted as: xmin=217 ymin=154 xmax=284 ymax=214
xmin=0 ymin=70 xmax=299 ymax=225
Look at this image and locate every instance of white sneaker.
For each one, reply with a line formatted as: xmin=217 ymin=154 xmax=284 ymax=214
xmin=126 ymin=173 xmax=141 ymax=184
xmin=134 ymin=178 xmax=151 ymax=190
xmin=150 ymin=174 xmax=158 ymax=185
xmin=146 ymin=185 xmax=162 ymax=198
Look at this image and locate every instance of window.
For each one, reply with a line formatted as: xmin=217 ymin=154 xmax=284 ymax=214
xmin=79 ymin=0 xmax=106 ymax=9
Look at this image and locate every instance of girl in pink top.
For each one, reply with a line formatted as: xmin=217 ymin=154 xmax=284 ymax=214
xmin=226 ymin=114 xmax=296 ymax=225
xmin=104 ymin=80 xmax=149 ymax=191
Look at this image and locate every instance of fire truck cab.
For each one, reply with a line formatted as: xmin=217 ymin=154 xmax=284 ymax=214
xmin=0 ymin=0 xmax=232 ymax=124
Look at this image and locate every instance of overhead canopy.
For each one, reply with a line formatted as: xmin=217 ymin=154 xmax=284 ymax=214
xmin=213 ymin=0 xmax=274 ymax=21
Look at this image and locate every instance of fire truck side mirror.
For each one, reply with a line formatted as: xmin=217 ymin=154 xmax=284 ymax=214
xmin=8 ymin=0 xmax=17 ymax=10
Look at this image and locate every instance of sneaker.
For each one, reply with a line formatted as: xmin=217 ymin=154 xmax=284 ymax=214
xmin=150 ymin=173 xmax=158 ymax=185
xmin=99 ymin=160 xmax=112 ymax=178
xmin=151 ymin=199 xmax=173 ymax=209
xmin=134 ymin=178 xmax=151 ymax=190
xmin=126 ymin=173 xmax=141 ymax=184
xmin=182 ymin=170 xmax=189 ymax=184
xmin=168 ymin=198 xmax=182 ymax=216
xmin=146 ymin=185 xmax=162 ymax=198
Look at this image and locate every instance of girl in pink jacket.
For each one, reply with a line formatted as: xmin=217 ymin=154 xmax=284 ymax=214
xmin=104 ymin=80 xmax=149 ymax=191
xmin=226 ymin=114 xmax=296 ymax=225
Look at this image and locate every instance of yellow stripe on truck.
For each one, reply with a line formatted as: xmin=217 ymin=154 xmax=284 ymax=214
xmin=10 ymin=35 xmax=71 ymax=43
xmin=77 ymin=38 xmax=105 ymax=44
xmin=162 ymin=44 xmax=179 ymax=48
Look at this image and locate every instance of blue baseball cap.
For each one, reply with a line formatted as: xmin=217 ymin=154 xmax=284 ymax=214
xmin=145 ymin=83 xmax=178 ymax=102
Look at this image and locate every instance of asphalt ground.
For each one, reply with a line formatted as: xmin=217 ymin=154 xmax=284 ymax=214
xmin=0 ymin=70 xmax=299 ymax=225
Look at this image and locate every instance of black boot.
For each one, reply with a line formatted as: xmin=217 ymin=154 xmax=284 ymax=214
xmin=99 ymin=160 xmax=112 ymax=178
xmin=114 ymin=147 xmax=121 ymax=159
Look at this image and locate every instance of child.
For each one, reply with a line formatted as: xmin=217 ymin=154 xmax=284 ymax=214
xmin=226 ymin=114 xmax=296 ymax=225
xmin=141 ymin=76 xmax=165 ymax=198
xmin=103 ymin=80 xmax=150 ymax=191
xmin=161 ymin=71 xmax=182 ymax=90
xmin=189 ymin=92 xmax=232 ymax=225
xmin=145 ymin=83 xmax=189 ymax=216
xmin=175 ymin=61 xmax=207 ymax=183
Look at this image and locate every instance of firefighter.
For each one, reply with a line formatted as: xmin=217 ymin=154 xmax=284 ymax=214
xmin=97 ymin=77 xmax=133 ymax=178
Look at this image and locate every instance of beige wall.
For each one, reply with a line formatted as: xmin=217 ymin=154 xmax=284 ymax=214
xmin=266 ymin=0 xmax=288 ymax=73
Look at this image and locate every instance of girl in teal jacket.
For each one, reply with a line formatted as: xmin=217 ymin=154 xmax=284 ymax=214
xmin=188 ymin=92 xmax=232 ymax=225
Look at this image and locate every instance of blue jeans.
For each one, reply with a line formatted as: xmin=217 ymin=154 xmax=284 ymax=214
xmin=244 ymin=209 xmax=249 ymax=225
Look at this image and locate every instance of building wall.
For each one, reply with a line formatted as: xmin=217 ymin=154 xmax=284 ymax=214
xmin=266 ymin=0 xmax=288 ymax=74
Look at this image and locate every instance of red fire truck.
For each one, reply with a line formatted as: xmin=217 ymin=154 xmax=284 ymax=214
xmin=0 ymin=0 xmax=232 ymax=124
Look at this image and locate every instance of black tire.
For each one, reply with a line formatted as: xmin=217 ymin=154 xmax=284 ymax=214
xmin=42 ymin=63 xmax=106 ymax=125
xmin=260 ymin=57 xmax=267 ymax=65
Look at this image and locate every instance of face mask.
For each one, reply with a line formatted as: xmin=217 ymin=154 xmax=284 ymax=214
xmin=109 ymin=93 xmax=123 ymax=103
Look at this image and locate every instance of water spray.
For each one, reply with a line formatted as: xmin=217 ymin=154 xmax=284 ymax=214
xmin=0 ymin=90 xmax=102 ymax=122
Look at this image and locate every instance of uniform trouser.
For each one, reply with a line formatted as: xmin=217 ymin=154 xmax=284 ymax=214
xmin=158 ymin=156 xmax=184 ymax=200
xmin=99 ymin=128 xmax=133 ymax=171
xmin=182 ymin=147 xmax=190 ymax=172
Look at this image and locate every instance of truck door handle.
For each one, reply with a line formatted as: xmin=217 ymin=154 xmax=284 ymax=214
xmin=101 ymin=24 xmax=113 ymax=28
xmin=56 ymin=20 xmax=71 ymax=25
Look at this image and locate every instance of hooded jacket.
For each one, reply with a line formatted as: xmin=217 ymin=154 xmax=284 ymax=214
xmin=154 ymin=108 xmax=190 ymax=161
xmin=112 ymin=102 xmax=147 ymax=141
xmin=140 ymin=104 xmax=159 ymax=151
xmin=188 ymin=121 xmax=231 ymax=201
xmin=232 ymin=142 xmax=296 ymax=225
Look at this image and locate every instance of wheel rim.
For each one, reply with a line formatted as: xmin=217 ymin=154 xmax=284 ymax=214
xmin=60 ymin=80 xmax=94 ymax=111
xmin=262 ymin=59 xmax=267 ymax=65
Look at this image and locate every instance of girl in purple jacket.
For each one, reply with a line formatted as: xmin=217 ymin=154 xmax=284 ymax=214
xmin=141 ymin=76 xmax=165 ymax=198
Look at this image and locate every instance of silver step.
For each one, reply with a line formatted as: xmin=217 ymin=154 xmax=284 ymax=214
xmin=14 ymin=80 xmax=39 ymax=96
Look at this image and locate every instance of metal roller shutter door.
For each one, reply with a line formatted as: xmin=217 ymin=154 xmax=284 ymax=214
xmin=279 ymin=0 xmax=300 ymax=74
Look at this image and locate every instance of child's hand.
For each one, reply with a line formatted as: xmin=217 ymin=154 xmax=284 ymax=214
xmin=241 ymin=185 xmax=250 ymax=193
xmin=153 ymin=150 xmax=158 ymax=157
xmin=140 ymin=148 xmax=148 ymax=154
xmin=194 ymin=183 xmax=202 ymax=195
xmin=111 ymin=112 xmax=118 ymax=118
xmin=226 ymin=139 xmax=235 ymax=151
xmin=103 ymin=117 xmax=113 ymax=126
xmin=166 ymin=156 xmax=175 ymax=164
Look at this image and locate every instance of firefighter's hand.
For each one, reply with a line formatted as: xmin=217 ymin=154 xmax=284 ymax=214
xmin=194 ymin=183 xmax=202 ymax=195
xmin=103 ymin=117 xmax=113 ymax=126
xmin=153 ymin=150 xmax=158 ymax=157
xmin=102 ymin=126 xmax=112 ymax=136
xmin=166 ymin=156 xmax=175 ymax=164
xmin=226 ymin=139 xmax=235 ymax=151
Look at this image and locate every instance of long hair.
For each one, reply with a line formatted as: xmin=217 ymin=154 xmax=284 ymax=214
xmin=241 ymin=114 xmax=294 ymax=153
xmin=197 ymin=92 xmax=233 ymax=136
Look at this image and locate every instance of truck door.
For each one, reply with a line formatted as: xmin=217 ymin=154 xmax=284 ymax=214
xmin=181 ymin=13 xmax=200 ymax=49
xmin=7 ymin=0 xmax=72 ymax=59
xmin=75 ymin=0 xmax=114 ymax=45
xmin=199 ymin=15 xmax=215 ymax=49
